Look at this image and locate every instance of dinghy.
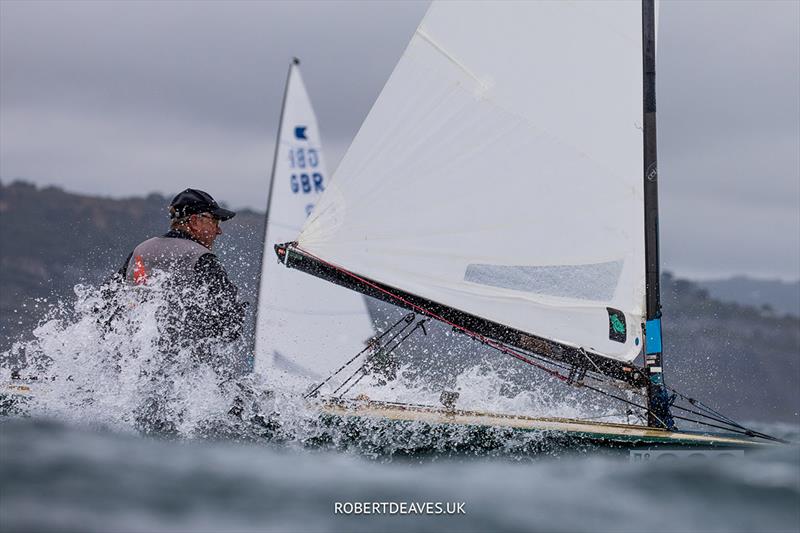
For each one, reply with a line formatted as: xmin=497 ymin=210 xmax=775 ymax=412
xmin=268 ymin=0 xmax=784 ymax=451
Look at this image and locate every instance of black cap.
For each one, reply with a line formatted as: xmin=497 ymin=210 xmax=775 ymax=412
xmin=169 ymin=188 xmax=236 ymax=221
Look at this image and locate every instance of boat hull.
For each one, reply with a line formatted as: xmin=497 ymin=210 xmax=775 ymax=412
xmin=316 ymin=398 xmax=769 ymax=454
xmin=1 ymin=380 xmax=772 ymax=454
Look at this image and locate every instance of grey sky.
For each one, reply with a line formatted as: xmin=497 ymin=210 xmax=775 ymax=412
xmin=1 ymin=0 xmax=798 ymax=281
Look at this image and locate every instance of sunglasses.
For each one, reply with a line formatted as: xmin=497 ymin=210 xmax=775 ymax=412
xmin=196 ymin=213 xmax=220 ymax=226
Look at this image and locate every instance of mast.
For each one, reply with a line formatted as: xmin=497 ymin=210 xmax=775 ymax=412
xmin=642 ymin=0 xmax=675 ymax=429
xmin=252 ymin=57 xmax=299 ymax=361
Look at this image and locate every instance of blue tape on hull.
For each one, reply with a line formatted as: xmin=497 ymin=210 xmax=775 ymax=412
xmin=646 ymin=319 xmax=662 ymax=354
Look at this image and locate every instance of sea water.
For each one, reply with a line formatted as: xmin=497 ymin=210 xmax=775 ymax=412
xmin=1 ymin=282 xmax=798 ymax=532
xmin=1 ymin=417 xmax=798 ymax=533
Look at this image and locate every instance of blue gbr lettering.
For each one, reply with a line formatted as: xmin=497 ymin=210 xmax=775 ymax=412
xmin=287 ymin=148 xmax=320 ymax=169
xmin=312 ymin=172 xmax=324 ymax=191
xmin=290 ymin=174 xmax=310 ymax=193
xmin=307 ymin=149 xmax=319 ymax=168
xmin=290 ymin=172 xmax=325 ymax=194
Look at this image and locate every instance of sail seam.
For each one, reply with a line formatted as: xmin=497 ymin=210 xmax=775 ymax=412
xmin=415 ymin=27 xmax=488 ymax=91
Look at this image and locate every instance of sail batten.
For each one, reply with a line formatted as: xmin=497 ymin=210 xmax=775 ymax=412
xmin=294 ymin=1 xmax=648 ymax=365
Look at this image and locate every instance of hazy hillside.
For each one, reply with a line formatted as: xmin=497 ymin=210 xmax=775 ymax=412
xmin=697 ymin=277 xmax=800 ymax=317
xmin=1 ymin=181 xmax=798 ymax=421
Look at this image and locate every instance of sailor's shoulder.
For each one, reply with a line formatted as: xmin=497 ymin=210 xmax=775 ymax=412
xmin=131 ymin=235 xmax=208 ymax=260
xmin=129 ymin=236 xmax=162 ymax=255
xmin=133 ymin=236 xmax=163 ymax=248
xmin=194 ymin=252 xmax=223 ymax=272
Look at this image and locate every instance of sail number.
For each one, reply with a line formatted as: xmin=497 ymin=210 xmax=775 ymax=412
xmin=288 ymin=148 xmax=319 ymax=169
xmin=288 ymin=148 xmax=324 ymax=194
xmin=290 ymin=172 xmax=324 ymax=194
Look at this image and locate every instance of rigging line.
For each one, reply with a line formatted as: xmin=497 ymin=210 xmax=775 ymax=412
xmin=481 ymin=339 xmax=669 ymax=427
xmin=668 ymin=387 xmax=743 ymax=427
xmin=330 ymin=361 xmax=366 ymax=397
xmin=462 ymin=329 xmax=641 ymax=397
xmin=666 ymin=386 xmax=784 ymax=442
xmin=578 ymin=381 xmax=667 ymax=430
xmin=669 ymin=403 xmax=785 ymax=443
xmin=338 ymin=320 xmax=429 ymax=399
xmin=692 ymin=404 xmax=741 ymax=429
xmin=330 ymin=366 xmax=364 ymax=398
xmin=670 ymin=398 xmax=745 ymax=430
xmin=579 ymin=348 xmax=603 ymax=374
xmin=620 ymin=382 xmax=786 ymax=442
xmin=497 ymin=341 xmax=646 ymax=393
xmin=571 ymin=384 xmax=777 ymax=442
xmin=332 ymin=319 xmax=417 ymax=397
xmin=337 ymin=369 xmax=369 ymax=399
xmin=312 ymin=315 xmax=412 ymax=398
xmin=333 ymin=317 xmax=421 ymax=396
xmin=304 ymin=312 xmax=414 ymax=399
xmin=596 ymin=380 xmax=778 ymax=439
xmin=331 ymin=313 xmax=416 ymax=396
xmin=671 ymin=414 xmax=788 ymax=444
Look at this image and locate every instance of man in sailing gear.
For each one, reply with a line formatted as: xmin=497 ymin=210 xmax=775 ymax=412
xmin=96 ymin=189 xmax=249 ymax=435
xmin=113 ymin=188 xmax=247 ymax=345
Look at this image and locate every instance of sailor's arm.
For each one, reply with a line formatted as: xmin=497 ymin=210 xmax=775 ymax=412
xmin=115 ymin=252 xmax=133 ymax=281
xmin=93 ymin=251 xmax=133 ymax=327
xmin=194 ymin=253 xmax=247 ymax=340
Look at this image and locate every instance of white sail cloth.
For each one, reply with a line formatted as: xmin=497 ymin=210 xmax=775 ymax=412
xmin=255 ymin=62 xmax=374 ymax=379
xmin=299 ymin=1 xmax=647 ymax=363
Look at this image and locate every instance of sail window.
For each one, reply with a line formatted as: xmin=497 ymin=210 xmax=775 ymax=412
xmin=464 ymin=260 xmax=623 ymax=302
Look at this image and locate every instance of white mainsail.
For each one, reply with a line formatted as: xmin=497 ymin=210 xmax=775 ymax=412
xmin=255 ymin=60 xmax=375 ymax=379
xmin=297 ymin=1 xmax=647 ymax=363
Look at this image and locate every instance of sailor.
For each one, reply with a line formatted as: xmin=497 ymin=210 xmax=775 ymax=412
xmin=113 ymin=188 xmax=247 ymax=346
xmin=95 ymin=189 xmax=250 ymax=435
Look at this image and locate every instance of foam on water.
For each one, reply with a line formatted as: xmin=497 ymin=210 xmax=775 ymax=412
xmin=2 ymin=278 xmax=634 ymax=453
xmin=3 ymin=279 xmax=267 ymax=434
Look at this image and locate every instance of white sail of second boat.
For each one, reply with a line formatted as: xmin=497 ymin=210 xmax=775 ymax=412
xmin=296 ymin=1 xmax=647 ymax=364
xmin=254 ymin=60 xmax=375 ymax=383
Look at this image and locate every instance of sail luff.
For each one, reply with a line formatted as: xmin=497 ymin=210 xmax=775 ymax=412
xmin=252 ymin=58 xmax=297 ymax=361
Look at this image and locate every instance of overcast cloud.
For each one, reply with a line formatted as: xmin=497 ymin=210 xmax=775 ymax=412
xmin=1 ymin=0 xmax=798 ymax=280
